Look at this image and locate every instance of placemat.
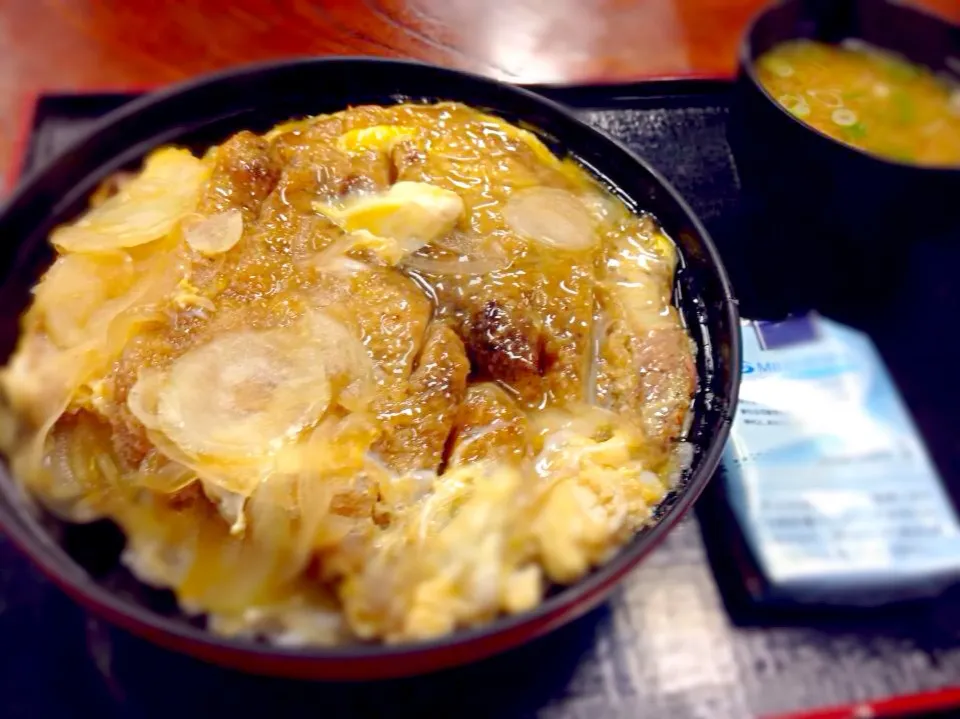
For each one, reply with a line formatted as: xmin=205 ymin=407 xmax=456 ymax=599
xmin=2 ymin=83 xmax=959 ymax=719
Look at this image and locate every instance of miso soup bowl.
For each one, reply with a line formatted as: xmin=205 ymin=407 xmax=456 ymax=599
xmin=0 ymin=58 xmax=740 ymax=680
xmin=728 ymin=0 xmax=960 ymax=317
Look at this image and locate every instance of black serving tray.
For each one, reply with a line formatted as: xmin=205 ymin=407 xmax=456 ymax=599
xmin=3 ymin=81 xmax=960 ymax=719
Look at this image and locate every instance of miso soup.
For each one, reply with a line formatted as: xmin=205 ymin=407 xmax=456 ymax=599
xmin=757 ymin=39 xmax=960 ymax=166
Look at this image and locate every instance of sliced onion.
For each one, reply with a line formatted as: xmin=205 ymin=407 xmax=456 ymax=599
xmin=35 ymin=242 xmax=189 ymax=358
xmin=402 ymin=253 xmax=509 ymax=276
xmin=504 ymin=187 xmax=597 ymax=251
xmin=171 ymin=504 xmax=281 ymax=613
xmin=153 ymin=311 xmax=372 ymax=466
xmin=204 ymin=483 xmax=248 ymax=535
xmin=53 ymin=148 xmax=209 ymax=252
xmin=183 ymin=209 xmax=244 ymax=256
xmin=127 ymin=368 xmax=165 ymax=430
xmin=32 ymin=252 xmax=130 ymax=348
xmin=300 ymin=311 xmax=375 ymax=411
xmin=431 ymin=230 xmax=485 ymax=255
xmin=156 ymin=329 xmax=333 ymax=461
xmin=579 ymin=192 xmax=624 ymax=224
xmin=136 ymin=460 xmax=196 ymax=495
xmin=323 ymin=257 xmax=370 ymax=276
xmin=125 ymin=312 xmax=375 ymax=499
xmin=147 ymin=426 xmax=263 ymax=496
xmin=402 ymin=231 xmax=511 ymax=276
xmin=2 ymin=334 xmax=85 ymax=435
xmin=130 ymin=369 xmax=261 ymax=494
xmin=6 ymin=246 xmax=184 ymax=493
xmin=529 ymin=404 xmax=624 ymax=445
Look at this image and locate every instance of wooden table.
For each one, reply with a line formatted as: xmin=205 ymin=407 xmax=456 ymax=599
xmin=2 ymin=0 xmax=959 ymax=176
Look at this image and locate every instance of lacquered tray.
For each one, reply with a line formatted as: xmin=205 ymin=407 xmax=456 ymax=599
xmin=2 ymin=82 xmax=960 ymax=719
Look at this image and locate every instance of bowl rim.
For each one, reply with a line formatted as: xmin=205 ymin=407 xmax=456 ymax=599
xmin=739 ymin=0 xmax=960 ymax=174
xmin=0 ymin=55 xmax=740 ymax=668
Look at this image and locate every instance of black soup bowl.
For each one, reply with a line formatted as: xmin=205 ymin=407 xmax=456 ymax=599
xmin=728 ymin=0 xmax=960 ymax=318
xmin=0 ymin=58 xmax=740 ymax=679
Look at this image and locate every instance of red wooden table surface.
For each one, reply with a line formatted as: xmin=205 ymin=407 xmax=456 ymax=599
xmin=2 ymin=0 xmax=959 ymax=177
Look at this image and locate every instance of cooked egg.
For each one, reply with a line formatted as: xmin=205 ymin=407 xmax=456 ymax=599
xmin=337 ymin=125 xmax=416 ymax=153
xmin=313 ymin=181 xmax=464 ymax=262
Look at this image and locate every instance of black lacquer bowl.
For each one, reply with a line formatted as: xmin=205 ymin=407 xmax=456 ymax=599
xmin=728 ymin=0 xmax=960 ymax=318
xmin=0 ymin=58 xmax=739 ymax=679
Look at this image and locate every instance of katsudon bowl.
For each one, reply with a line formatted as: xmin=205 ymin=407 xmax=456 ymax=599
xmin=0 ymin=58 xmax=739 ymax=679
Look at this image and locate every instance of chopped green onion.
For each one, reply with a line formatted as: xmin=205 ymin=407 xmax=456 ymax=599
xmin=884 ymin=58 xmax=921 ymax=82
xmin=766 ymin=59 xmax=794 ymax=78
xmin=949 ymin=90 xmax=960 ymax=117
xmin=880 ymin=145 xmax=916 ymax=162
xmin=778 ymin=94 xmax=810 ymax=118
xmin=839 ymin=121 xmax=868 ymax=141
xmin=891 ymin=91 xmax=915 ymax=124
xmin=831 ymin=108 xmax=859 ymax=127
xmin=807 ymin=89 xmax=844 ymax=108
